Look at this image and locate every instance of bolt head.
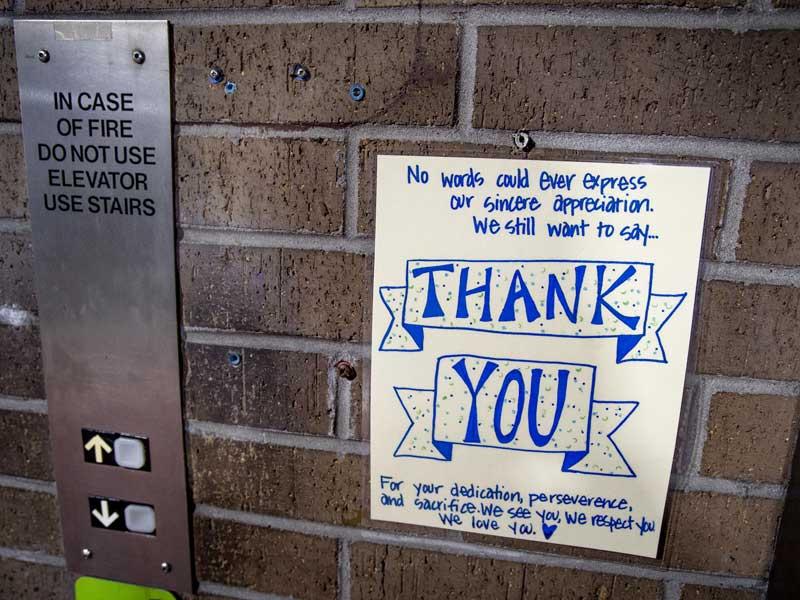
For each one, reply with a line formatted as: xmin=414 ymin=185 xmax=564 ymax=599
xmin=208 ymin=67 xmax=225 ymax=85
xmin=160 ymin=561 xmax=171 ymax=573
xmin=37 ymin=49 xmax=50 ymax=63
xmin=132 ymin=49 xmax=145 ymax=65
xmin=349 ymin=83 xmax=366 ymax=102
xmin=335 ymin=360 xmax=357 ymax=381
xmin=512 ymin=130 xmax=534 ymax=152
xmin=227 ymin=351 xmax=242 ymax=367
xmin=290 ymin=63 xmax=310 ymax=82
xmin=82 ymin=548 xmax=92 ymax=559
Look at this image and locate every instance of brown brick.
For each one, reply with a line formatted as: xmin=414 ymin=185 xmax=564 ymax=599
xmin=0 ymin=487 xmax=61 ymax=554
xmin=356 ymin=0 xmax=736 ymax=8
xmin=27 ymin=0 xmax=332 ymax=10
xmin=189 ymin=434 xmax=365 ymax=525
xmin=194 ymin=516 xmax=337 ymax=599
xmin=350 ymin=543 xmax=661 ymax=600
xmin=0 ymin=558 xmax=73 ymax=600
xmin=738 ymin=162 xmax=800 ymax=266
xmin=519 ymin=566 xmax=661 ymax=600
xmin=360 ymin=0 xmax=735 ymax=6
xmin=474 ymin=27 xmax=800 ymax=141
xmin=357 ymin=139 xmax=729 ymax=260
xmin=182 ymin=595 xmax=240 ymax=600
xmin=351 ymin=543 xmax=523 ymax=600
xmin=665 ymin=491 xmax=781 ymax=577
xmin=701 ymin=392 xmax=799 ymax=484
xmin=173 ymin=24 xmax=458 ymax=127
xmin=0 ymin=410 xmax=52 ymax=480
xmin=680 ymin=584 xmax=761 ymax=600
xmin=176 ymin=136 xmax=345 ymax=234
xmin=0 ymin=325 xmax=44 ymax=399
xmin=184 ymin=343 xmax=334 ymax=436
xmin=0 ymin=28 xmax=19 ymax=122
xmin=0 ymin=233 xmax=36 ymax=312
xmin=695 ymin=281 xmax=800 ymax=381
xmin=179 ymin=245 xmax=372 ymax=342
xmin=0 ymin=135 xmax=26 ymax=219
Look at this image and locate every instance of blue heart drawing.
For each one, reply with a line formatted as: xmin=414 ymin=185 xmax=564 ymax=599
xmin=542 ymin=522 xmax=558 ymax=540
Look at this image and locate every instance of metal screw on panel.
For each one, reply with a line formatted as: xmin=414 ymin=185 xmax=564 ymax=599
xmin=349 ymin=83 xmax=366 ymax=102
xmin=132 ymin=49 xmax=146 ymax=65
xmin=37 ymin=49 xmax=50 ymax=63
xmin=81 ymin=548 xmax=92 ymax=560
xmin=512 ymin=130 xmax=535 ymax=152
xmin=290 ymin=63 xmax=311 ymax=82
xmin=208 ymin=66 xmax=225 ymax=85
xmin=160 ymin=562 xmax=172 ymax=573
xmin=335 ymin=360 xmax=357 ymax=381
xmin=227 ymin=351 xmax=242 ymax=367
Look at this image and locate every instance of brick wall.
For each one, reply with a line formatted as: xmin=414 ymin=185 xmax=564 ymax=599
xmin=1 ymin=1 xmax=799 ymax=598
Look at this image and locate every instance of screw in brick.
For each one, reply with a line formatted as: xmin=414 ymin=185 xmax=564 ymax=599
xmin=335 ymin=360 xmax=357 ymax=381
xmin=208 ymin=66 xmax=225 ymax=85
xmin=224 ymin=81 xmax=237 ymax=95
xmin=227 ymin=351 xmax=242 ymax=367
xmin=512 ymin=130 xmax=535 ymax=152
xmin=160 ymin=562 xmax=171 ymax=573
xmin=349 ymin=83 xmax=366 ymax=102
xmin=82 ymin=548 xmax=92 ymax=560
xmin=37 ymin=49 xmax=50 ymax=63
xmin=290 ymin=63 xmax=311 ymax=82
xmin=132 ymin=49 xmax=146 ymax=65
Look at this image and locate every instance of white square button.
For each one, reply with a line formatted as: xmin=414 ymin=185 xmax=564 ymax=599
xmin=124 ymin=503 xmax=156 ymax=534
xmin=114 ymin=436 xmax=147 ymax=470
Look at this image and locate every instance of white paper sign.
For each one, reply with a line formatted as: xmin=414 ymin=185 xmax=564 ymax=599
xmin=370 ymin=155 xmax=711 ymax=557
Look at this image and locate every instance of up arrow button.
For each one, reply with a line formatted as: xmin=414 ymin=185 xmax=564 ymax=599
xmin=81 ymin=429 xmax=151 ymax=471
xmin=84 ymin=435 xmax=112 ymax=464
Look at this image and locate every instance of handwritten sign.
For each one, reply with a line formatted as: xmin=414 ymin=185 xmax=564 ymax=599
xmin=370 ymin=155 xmax=711 ymax=556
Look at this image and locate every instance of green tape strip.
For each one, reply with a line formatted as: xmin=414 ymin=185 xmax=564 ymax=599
xmin=75 ymin=576 xmax=175 ymax=600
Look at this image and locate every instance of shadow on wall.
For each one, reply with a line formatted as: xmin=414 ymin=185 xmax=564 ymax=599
xmin=768 ymin=427 xmax=800 ymax=598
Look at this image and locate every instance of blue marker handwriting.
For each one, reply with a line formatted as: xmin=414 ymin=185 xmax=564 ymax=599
xmin=384 ymin=474 xmax=658 ymax=542
xmin=380 ymin=260 xmax=686 ymax=364
xmin=392 ymin=354 xmax=639 ymax=477
xmin=405 ymin=163 xmax=657 ymax=245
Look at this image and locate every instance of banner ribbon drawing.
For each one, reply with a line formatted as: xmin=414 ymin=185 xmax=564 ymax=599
xmin=394 ymin=354 xmax=638 ymax=477
xmin=379 ymin=259 xmax=685 ymax=364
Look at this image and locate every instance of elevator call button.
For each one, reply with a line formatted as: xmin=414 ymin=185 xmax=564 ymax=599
xmin=89 ymin=497 xmax=157 ymax=535
xmin=82 ymin=429 xmax=150 ymax=471
xmin=114 ymin=437 xmax=147 ymax=470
